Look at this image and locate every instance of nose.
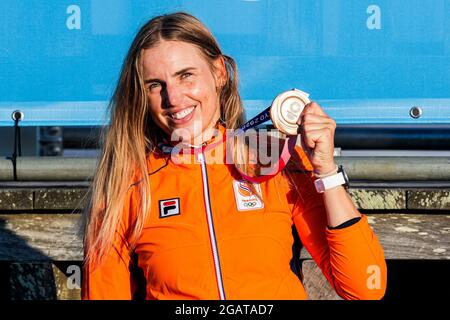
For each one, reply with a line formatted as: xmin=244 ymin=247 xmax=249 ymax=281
xmin=162 ymin=82 xmax=184 ymax=109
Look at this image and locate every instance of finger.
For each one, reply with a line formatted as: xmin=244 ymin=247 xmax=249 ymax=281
xmin=302 ymin=128 xmax=334 ymax=147
xmin=300 ymin=113 xmax=336 ymax=126
xmin=301 ymin=101 xmax=329 ymax=117
xmin=297 ymin=113 xmax=336 ymax=128
xmin=302 ymin=122 xmax=336 ymax=134
xmin=302 ymin=134 xmax=316 ymax=150
xmin=300 ymin=131 xmax=315 ymax=152
xmin=298 ymin=112 xmax=325 ymax=126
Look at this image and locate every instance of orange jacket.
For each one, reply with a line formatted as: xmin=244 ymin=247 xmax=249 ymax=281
xmin=82 ymin=128 xmax=387 ymax=300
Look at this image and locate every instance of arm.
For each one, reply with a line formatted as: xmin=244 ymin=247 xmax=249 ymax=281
xmin=297 ymin=102 xmax=361 ymax=227
xmin=293 ymin=190 xmax=387 ymax=300
xmin=321 ymin=184 xmax=361 ymax=228
xmin=292 ymin=102 xmax=387 ymax=299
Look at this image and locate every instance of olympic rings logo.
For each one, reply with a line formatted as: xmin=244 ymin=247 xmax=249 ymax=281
xmin=243 ymin=202 xmax=257 ymax=207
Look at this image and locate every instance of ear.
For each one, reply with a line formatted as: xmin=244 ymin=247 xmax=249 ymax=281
xmin=212 ymin=56 xmax=227 ymax=88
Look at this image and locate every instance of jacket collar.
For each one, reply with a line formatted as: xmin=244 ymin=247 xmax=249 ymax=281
xmin=156 ymin=123 xmax=227 ymax=156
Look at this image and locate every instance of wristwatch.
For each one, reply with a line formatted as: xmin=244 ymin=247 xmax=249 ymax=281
xmin=314 ymin=165 xmax=350 ymax=193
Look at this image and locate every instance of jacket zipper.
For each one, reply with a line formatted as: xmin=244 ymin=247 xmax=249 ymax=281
xmin=197 ymin=151 xmax=226 ymax=300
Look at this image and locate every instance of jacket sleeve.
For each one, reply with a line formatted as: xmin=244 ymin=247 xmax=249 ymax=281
xmin=82 ymin=186 xmax=139 ymax=300
xmin=289 ymin=150 xmax=387 ymax=300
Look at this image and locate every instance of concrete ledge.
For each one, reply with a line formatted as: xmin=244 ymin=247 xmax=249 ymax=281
xmin=0 ymin=190 xmax=33 ymax=210
xmin=34 ymin=189 xmax=88 ymax=210
xmin=0 ymin=188 xmax=88 ymax=211
xmin=408 ymin=190 xmax=450 ymax=210
xmin=349 ymin=189 xmax=406 ymax=210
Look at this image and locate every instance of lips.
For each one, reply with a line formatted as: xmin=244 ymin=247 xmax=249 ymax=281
xmin=171 ymin=106 xmax=195 ymax=120
xmin=167 ymin=105 xmax=197 ymax=125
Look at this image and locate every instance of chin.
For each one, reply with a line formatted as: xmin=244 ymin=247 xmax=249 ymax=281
xmin=168 ymin=127 xmax=197 ymax=144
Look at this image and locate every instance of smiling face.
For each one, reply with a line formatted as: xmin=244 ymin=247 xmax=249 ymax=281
xmin=142 ymin=40 xmax=225 ymax=145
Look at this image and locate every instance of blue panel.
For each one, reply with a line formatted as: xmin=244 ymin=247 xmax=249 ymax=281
xmin=1 ymin=99 xmax=449 ymax=127
xmin=0 ymin=0 xmax=449 ymax=126
xmin=243 ymin=98 xmax=450 ymax=125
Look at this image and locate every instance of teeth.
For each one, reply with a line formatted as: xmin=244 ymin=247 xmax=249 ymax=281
xmin=172 ymin=106 xmax=195 ymax=120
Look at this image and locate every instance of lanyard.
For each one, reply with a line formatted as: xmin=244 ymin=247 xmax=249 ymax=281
xmin=233 ymin=89 xmax=310 ymax=183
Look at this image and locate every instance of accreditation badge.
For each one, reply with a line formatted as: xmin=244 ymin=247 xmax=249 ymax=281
xmin=232 ymin=180 xmax=264 ymax=211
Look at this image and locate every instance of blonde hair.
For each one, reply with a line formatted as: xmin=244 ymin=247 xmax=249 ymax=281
xmin=83 ymin=12 xmax=245 ymax=267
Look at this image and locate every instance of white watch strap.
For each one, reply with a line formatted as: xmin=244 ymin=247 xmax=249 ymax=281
xmin=314 ymin=172 xmax=346 ymax=193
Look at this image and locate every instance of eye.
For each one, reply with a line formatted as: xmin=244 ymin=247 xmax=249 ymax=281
xmin=181 ymin=72 xmax=193 ymax=80
xmin=148 ymin=82 xmax=161 ymax=91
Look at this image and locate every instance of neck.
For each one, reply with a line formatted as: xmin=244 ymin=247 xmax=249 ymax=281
xmin=168 ymin=121 xmax=225 ymax=147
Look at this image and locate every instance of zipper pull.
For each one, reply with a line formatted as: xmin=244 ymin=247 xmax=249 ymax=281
xmin=197 ymin=152 xmax=204 ymax=163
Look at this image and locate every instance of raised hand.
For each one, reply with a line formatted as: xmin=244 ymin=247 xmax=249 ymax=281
xmin=297 ymin=102 xmax=337 ymax=175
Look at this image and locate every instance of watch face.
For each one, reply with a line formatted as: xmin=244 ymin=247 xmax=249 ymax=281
xmin=314 ymin=178 xmax=326 ymax=193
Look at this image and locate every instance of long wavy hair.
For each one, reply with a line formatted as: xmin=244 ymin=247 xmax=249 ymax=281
xmin=83 ymin=12 xmax=245 ymax=267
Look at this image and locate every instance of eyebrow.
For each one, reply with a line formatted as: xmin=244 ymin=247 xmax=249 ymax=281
xmin=144 ymin=67 xmax=197 ymax=84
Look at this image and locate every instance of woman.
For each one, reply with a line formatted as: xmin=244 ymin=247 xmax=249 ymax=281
xmin=82 ymin=12 xmax=387 ymax=300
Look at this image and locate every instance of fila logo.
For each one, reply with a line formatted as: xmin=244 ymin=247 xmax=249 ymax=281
xmin=159 ymin=198 xmax=180 ymax=218
xmin=232 ymin=180 xmax=264 ymax=211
